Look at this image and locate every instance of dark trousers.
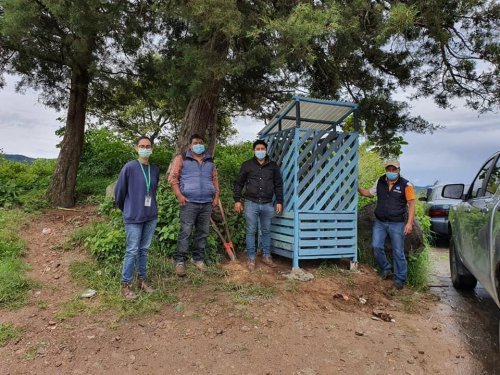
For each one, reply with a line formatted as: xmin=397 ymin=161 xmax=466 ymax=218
xmin=175 ymin=202 xmax=212 ymax=263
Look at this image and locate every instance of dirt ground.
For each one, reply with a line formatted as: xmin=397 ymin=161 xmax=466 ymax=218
xmin=0 ymin=206 xmax=483 ymax=374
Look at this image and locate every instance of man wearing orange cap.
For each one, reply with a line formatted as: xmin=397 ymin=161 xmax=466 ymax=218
xmin=358 ymin=160 xmax=415 ymax=290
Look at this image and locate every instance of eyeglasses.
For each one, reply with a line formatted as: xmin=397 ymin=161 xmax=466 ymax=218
xmin=138 ymin=145 xmax=152 ymax=149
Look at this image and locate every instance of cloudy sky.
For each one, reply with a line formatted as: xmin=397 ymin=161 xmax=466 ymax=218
xmin=0 ymin=74 xmax=498 ymax=187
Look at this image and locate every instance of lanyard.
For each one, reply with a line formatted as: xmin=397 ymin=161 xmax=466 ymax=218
xmin=137 ymin=160 xmax=151 ymax=193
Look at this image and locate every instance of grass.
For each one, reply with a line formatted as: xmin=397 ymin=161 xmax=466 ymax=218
xmin=394 ymin=293 xmax=423 ymax=314
xmin=24 ymin=341 xmax=46 ymax=360
xmin=0 ymin=259 xmax=34 ymax=309
xmin=55 ymin=298 xmax=94 ymax=321
xmin=66 ymin=259 xmax=178 ymax=319
xmin=0 ymin=323 xmax=23 ymax=346
xmin=316 ymin=261 xmax=343 ymax=278
xmin=0 ymin=209 xmax=35 ymax=309
xmin=407 ymin=246 xmax=430 ymax=291
xmin=216 ymin=281 xmax=275 ymax=302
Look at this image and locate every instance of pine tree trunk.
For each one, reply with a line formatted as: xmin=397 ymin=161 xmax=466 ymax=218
xmin=47 ymin=69 xmax=90 ymax=207
xmin=176 ymin=79 xmax=223 ymax=156
xmin=175 ymin=34 xmax=229 ymax=156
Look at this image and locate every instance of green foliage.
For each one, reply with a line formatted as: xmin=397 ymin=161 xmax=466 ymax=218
xmin=84 ymin=223 xmax=126 ymax=266
xmin=357 ymin=143 xmax=385 ymax=209
xmin=407 ymin=246 xmax=430 ymax=290
xmin=0 ymin=159 xmax=55 ymax=209
xmin=0 ymin=323 xmax=23 ymax=347
xmin=76 ymin=128 xmax=173 ymax=199
xmin=79 ymin=128 xmax=135 ymax=178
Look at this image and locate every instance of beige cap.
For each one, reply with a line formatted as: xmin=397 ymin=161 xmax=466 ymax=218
xmin=385 ymin=159 xmax=400 ymax=168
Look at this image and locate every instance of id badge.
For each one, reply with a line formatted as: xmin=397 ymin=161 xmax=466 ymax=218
xmin=145 ymin=192 xmax=152 ymax=207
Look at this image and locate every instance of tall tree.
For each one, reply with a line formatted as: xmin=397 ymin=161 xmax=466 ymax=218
xmin=0 ymin=0 xmax=147 ymax=207
xmin=157 ymin=0 xmax=498 ymax=156
xmin=269 ymin=0 xmax=499 ymax=155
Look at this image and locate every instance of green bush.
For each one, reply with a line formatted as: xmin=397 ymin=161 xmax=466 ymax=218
xmin=155 ymin=184 xmax=221 ymax=263
xmin=84 ymin=222 xmax=126 ymax=265
xmin=0 ymin=158 xmax=55 ymax=209
xmin=78 ymin=128 xmax=136 ymax=178
xmin=357 ymin=143 xmax=385 ymax=209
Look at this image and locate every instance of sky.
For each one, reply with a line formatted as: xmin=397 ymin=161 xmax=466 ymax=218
xmin=0 ymin=74 xmax=498 ymax=187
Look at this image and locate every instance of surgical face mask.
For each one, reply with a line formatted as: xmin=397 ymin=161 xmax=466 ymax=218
xmin=386 ymin=172 xmax=399 ymax=180
xmin=138 ymin=149 xmax=152 ymax=158
xmin=192 ymin=144 xmax=205 ymax=154
xmin=255 ymin=150 xmax=266 ymax=160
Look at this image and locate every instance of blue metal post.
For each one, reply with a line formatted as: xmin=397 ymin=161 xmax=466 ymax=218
xmin=293 ymin=101 xmax=300 ymax=268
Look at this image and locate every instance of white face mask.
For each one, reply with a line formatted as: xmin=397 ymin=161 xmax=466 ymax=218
xmin=138 ymin=149 xmax=152 ymax=158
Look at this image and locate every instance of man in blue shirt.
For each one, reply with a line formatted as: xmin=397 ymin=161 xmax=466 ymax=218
xmin=115 ymin=136 xmax=160 ymax=300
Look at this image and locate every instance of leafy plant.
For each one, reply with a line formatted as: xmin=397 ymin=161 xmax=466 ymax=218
xmin=84 ymin=223 xmax=126 ymax=265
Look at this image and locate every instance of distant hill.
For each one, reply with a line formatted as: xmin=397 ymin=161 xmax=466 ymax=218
xmin=4 ymin=154 xmax=36 ymax=164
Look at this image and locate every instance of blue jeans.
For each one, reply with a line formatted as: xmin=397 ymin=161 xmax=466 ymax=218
xmin=244 ymin=201 xmax=275 ymax=259
xmin=372 ymin=219 xmax=407 ymax=284
xmin=122 ymin=219 xmax=158 ymax=284
xmin=175 ymin=202 xmax=213 ymax=263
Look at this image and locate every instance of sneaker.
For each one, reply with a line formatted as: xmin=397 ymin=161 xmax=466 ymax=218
xmin=380 ymin=270 xmax=393 ymax=280
xmin=247 ymin=259 xmax=256 ymax=271
xmin=175 ymin=262 xmax=186 ymax=277
xmin=261 ymin=256 xmax=277 ymax=268
xmin=394 ymin=281 xmax=405 ymax=290
xmin=138 ymin=278 xmax=154 ymax=293
xmin=190 ymin=259 xmax=208 ymax=272
xmin=121 ymin=283 xmax=137 ymax=301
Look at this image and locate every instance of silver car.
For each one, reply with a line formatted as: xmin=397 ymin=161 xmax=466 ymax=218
xmin=420 ymin=182 xmax=465 ymax=238
xmin=444 ymin=150 xmax=500 ymax=310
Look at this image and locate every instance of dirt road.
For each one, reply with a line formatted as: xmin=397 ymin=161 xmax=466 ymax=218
xmin=428 ymin=245 xmax=500 ymax=375
xmin=0 ymin=207 xmax=492 ymax=374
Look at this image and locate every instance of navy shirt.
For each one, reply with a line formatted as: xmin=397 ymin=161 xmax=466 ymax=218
xmin=114 ymin=160 xmax=160 ymax=224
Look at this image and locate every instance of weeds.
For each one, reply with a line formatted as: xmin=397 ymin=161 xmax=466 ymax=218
xmin=216 ymin=281 xmax=275 ymax=301
xmin=0 ymin=323 xmax=23 ymax=346
xmin=395 ymin=293 xmax=423 ymax=314
xmin=55 ymin=298 xmax=94 ymax=321
xmin=0 ymin=258 xmax=33 ymax=309
xmin=0 ymin=209 xmax=34 ymax=309
xmin=68 ymin=259 xmax=178 ymax=319
xmin=316 ymin=261 xmax=343 ymax=278
xmin=24 ymin=341 xmax=45 ymax=360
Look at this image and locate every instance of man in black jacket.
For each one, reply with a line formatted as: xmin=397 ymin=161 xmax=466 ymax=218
xmin=234 ymin=140 xmax=284 ymax=271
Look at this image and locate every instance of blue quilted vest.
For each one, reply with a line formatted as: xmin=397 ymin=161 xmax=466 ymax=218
xmin=179 ymin=150 xmax=215 ymax=204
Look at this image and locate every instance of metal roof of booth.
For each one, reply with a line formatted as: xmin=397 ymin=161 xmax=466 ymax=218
xmin=258 ymin=96 xmax=358 ymax=136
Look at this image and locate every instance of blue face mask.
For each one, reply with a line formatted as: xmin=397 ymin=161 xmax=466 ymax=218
xmin=192 ymin=144 xmax=205 ymax=155
xmin=386 ymin=172 xmax=399 ymax=180
xmin=255 ymin=150 xmax=266 ymax=160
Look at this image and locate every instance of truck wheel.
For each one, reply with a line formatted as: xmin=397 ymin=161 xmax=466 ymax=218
xmin=449 ymin=237 xmax=477 ymax=290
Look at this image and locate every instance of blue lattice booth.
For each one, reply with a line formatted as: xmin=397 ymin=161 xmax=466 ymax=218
xmin=259 ymin=96 xmax=359 ymax=269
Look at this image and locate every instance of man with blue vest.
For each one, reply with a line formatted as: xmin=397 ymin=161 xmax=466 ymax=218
xmin=168 ymin=134 xmax=220 ymax=277
xmin=115 ymin=136 xmax=160 ymax=300
xmin=358 ymin=160 xmax=415 ymax=290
